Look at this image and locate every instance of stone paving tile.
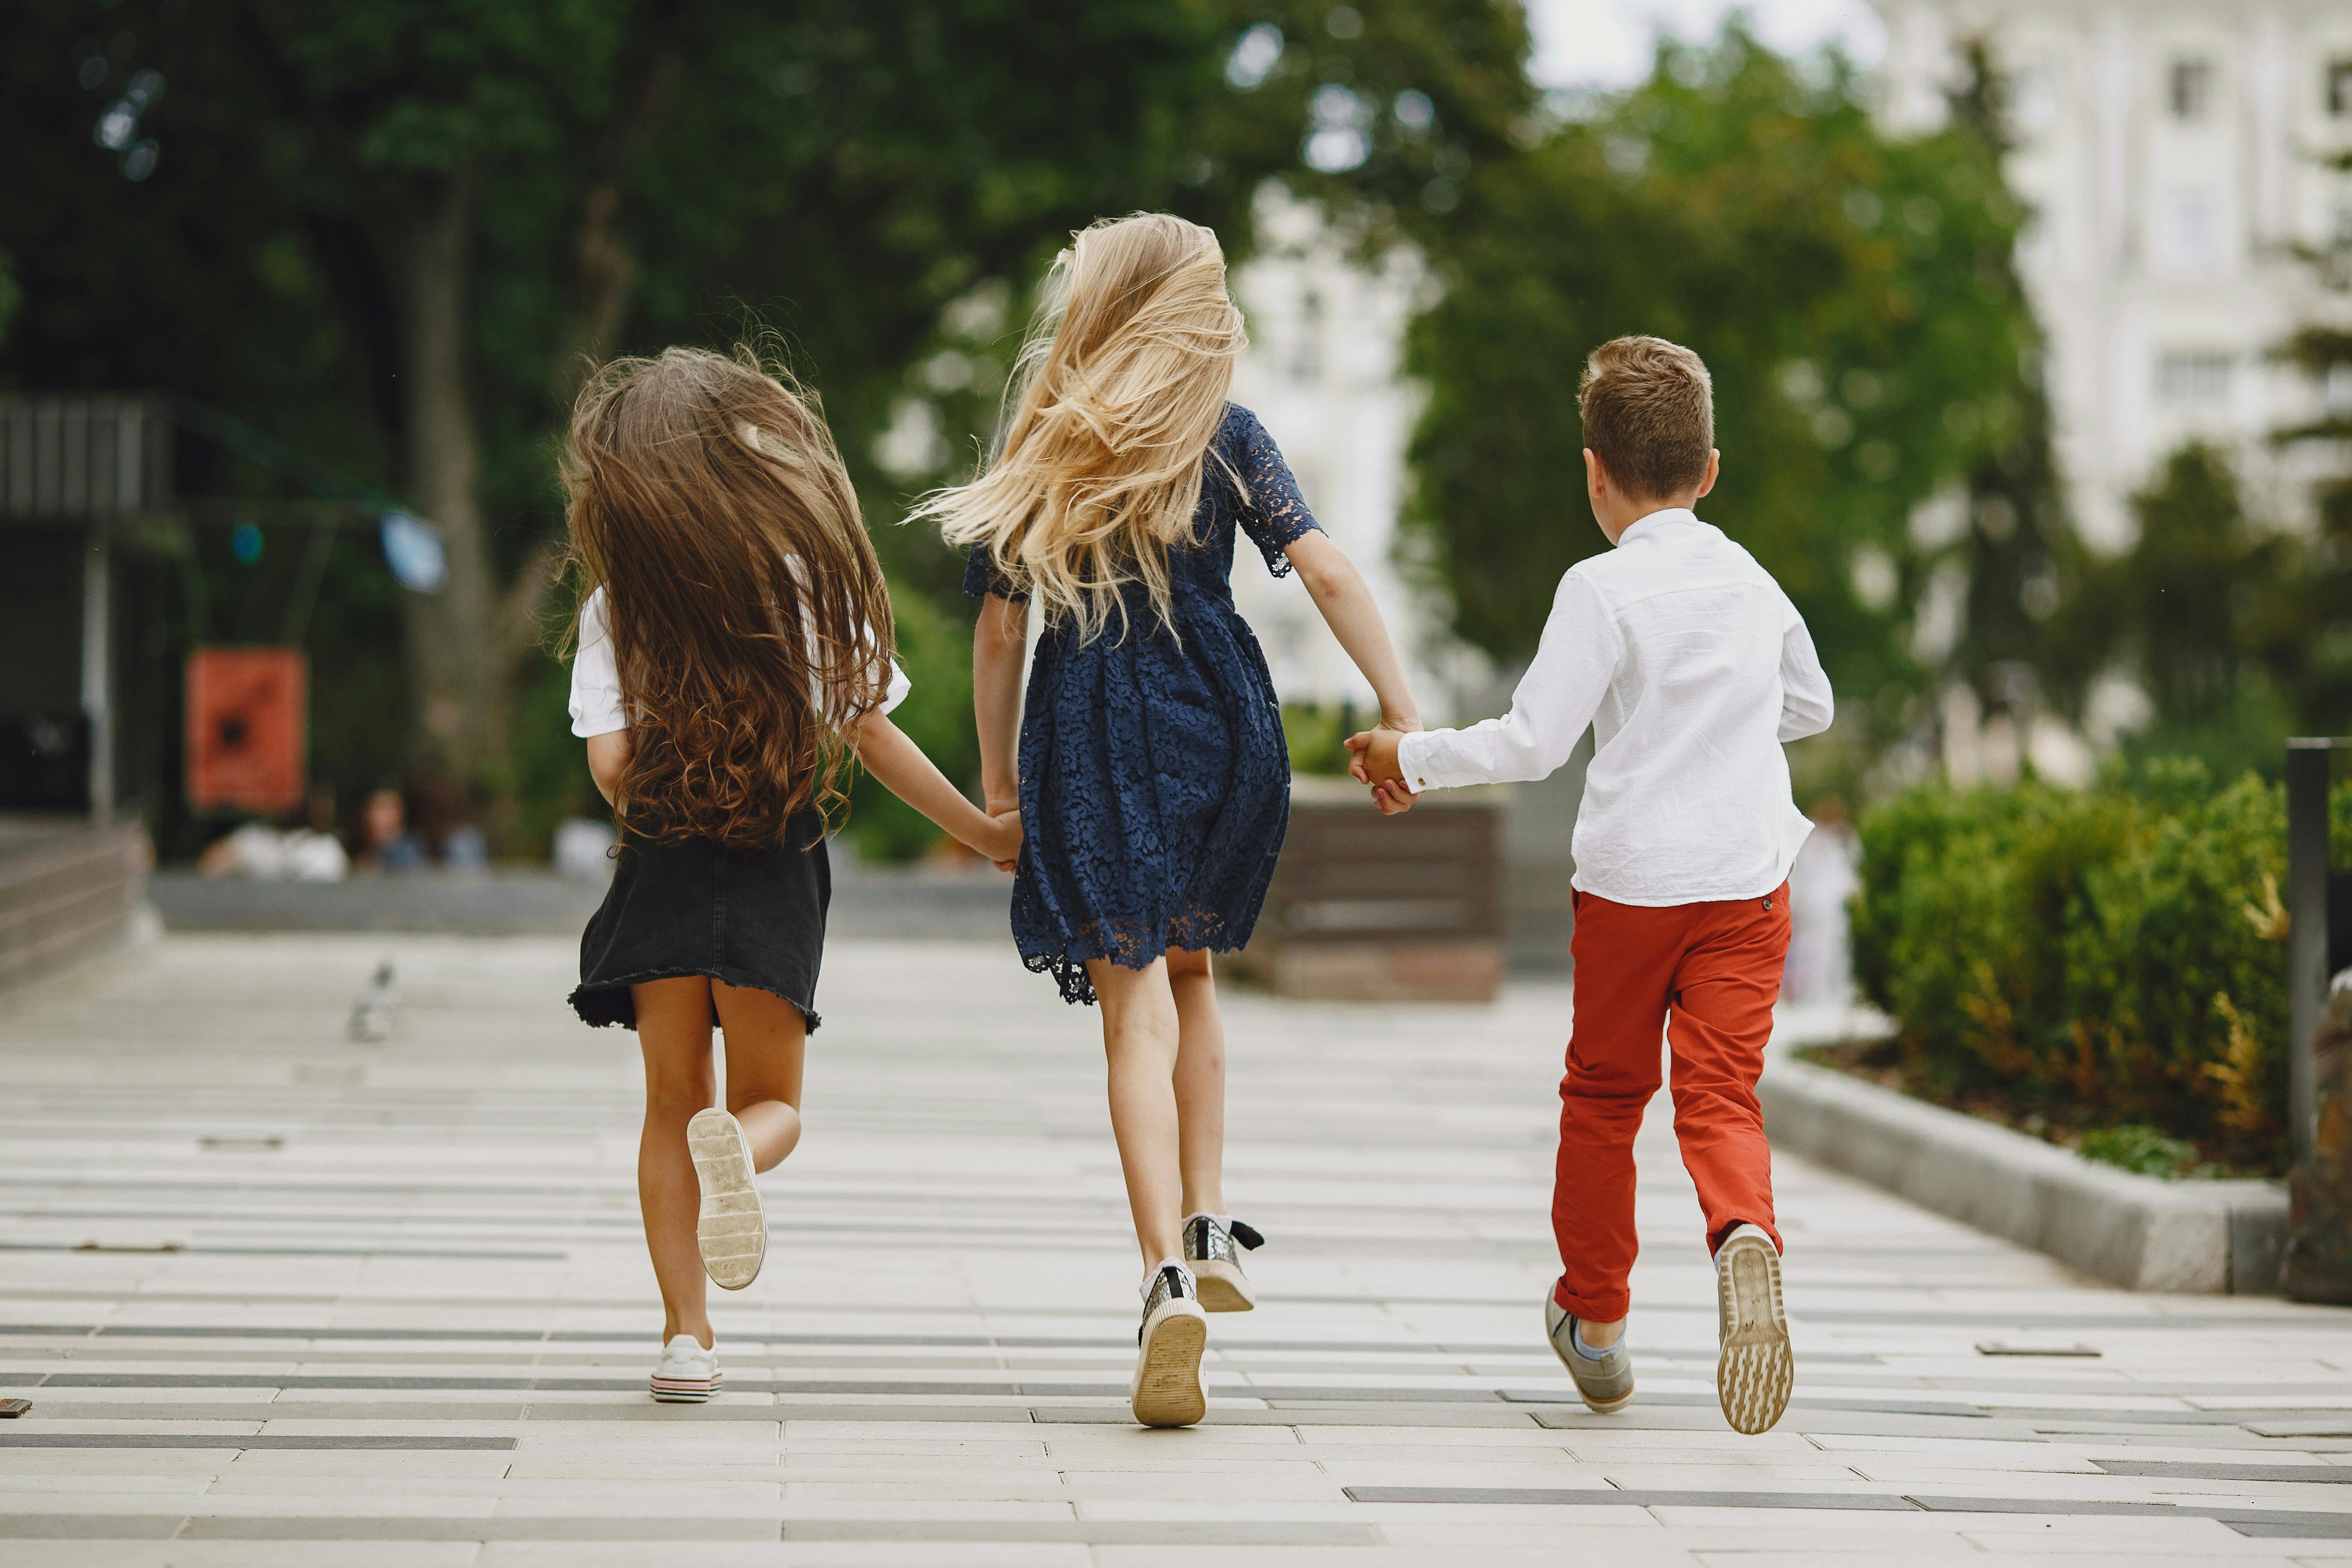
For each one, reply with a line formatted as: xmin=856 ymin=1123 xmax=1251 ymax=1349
xmin=2 ymin=933 xmax=2349 ymax=1560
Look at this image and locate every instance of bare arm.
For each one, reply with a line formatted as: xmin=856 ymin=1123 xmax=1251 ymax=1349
xmin=586 ymin=730 xmax=630 ymax=809
xmin=1280 ymin=531 xmax=1418 ymax=731
xmin=848 ymin=709 xmax=1020 ymax=863
xmin=972 ymin=595 xmax=1026 ymax=813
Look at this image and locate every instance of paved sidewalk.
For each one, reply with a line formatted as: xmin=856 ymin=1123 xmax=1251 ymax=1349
xmin=3 ymin=933 xmax=2351 ymax=1566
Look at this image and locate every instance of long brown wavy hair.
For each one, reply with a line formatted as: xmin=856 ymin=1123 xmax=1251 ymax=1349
xmin=560 ymin=346 xmax=895 ymax=848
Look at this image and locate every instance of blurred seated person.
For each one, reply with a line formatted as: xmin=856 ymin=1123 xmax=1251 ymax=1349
xmin=197 ymin=786 xmax=348 ymax=881
xmin=357 ymin=786 xmax=426 ymax=874
xmin=409 ymin=772 xmax=487 ymax=871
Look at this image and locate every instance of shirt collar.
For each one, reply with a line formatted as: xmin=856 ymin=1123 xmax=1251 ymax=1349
xmin=1616 ymin=507 xmax=1698 ymax=546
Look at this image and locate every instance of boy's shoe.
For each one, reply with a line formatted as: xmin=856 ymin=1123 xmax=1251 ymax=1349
xmin=1129 ymin=1263 xmax=1209 ymax=1428
xmin=1543 ymin=1291 xmax=1635 ymax=1414
xmin=687 ymin=1108 xmax=765 ymax=1290
xmin=1714 ymin=1222 xmax=1793 ymax=1434
xmin=1181 ymin=1215 xmax=1264 ymax=1312
xmin=649 ymin=1334 xmax=720 ymax=1403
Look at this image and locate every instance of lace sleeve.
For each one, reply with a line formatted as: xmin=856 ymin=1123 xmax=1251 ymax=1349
xmin=962 ymin=543 xmax=1028 ymax=601
xmin=1227 ymin=407 xmax=1322 ymax=578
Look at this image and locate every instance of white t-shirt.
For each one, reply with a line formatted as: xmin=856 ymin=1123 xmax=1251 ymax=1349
xmin=568 ymin=585 xmax=911 ymax=739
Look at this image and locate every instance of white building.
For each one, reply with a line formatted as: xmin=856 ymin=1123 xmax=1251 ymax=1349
xmin=1872 ymin=0 xmax=2352 ymax=546
xmin=1225 ymin=194 xmax=1474 ymax=724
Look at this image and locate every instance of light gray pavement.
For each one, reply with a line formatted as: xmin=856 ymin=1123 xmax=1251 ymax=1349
xmin=3 ymin=931 xmax=2351 ymax=1566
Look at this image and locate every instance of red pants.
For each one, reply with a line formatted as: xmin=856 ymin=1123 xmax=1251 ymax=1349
xmin=1551 ymin=884 xmax=1789 ymax=1321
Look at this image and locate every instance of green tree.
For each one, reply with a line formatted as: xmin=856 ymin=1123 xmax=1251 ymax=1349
xmin=3 ymin=0 xmax=1529 ymax=855
xmin=1401 ymin=23 xmax=2040 ymax=766
xmin=2078 ymin=446 xmax=2296 ymax=779
xmin=1938 ymin=43 xmax=2094 ymax=740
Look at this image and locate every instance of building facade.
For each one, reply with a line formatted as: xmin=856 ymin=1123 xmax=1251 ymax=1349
xmin=1224 ymin=194 xmax=1472 ymax=724
xmin=1873 ymin=0 xmax=2352 ymax=546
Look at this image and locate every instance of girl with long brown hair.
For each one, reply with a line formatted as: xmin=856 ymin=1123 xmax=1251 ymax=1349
xmin=916 ymin=214 xmax=1421 ymax=1426
xmin=563 ymin=346 xmax=1020 ymax=1402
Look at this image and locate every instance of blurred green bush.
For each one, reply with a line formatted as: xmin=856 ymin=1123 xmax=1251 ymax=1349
xmin=844 ymin=587 xmax=979 ymax=865
xmin=1851 ymin=762 xmax=2352 ymax=1173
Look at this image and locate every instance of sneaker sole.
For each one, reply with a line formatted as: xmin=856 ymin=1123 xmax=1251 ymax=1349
xmin=1192 ymin=1259 xmax=1255 ymax=1312
xmin=1130 ymin=1299 xmax=1209 ymax=1427
xmin=1716 ymin=1231 xmax=1792 ymax=1434
xmin=688 ymin=1108 xmax=764 ymax=1291
xmin=648 ymin=1376 xmax=720 ymax=1404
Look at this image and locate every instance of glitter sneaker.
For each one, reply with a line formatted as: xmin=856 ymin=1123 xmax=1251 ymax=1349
xmin=1181 ymin=1214 xmax=1264 ymax=1312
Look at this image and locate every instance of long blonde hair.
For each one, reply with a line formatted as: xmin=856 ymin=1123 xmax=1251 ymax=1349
xmin=560 ymin=346 xmax=895 ymax=849
xmin=916 ymin=213 xmax=1245 ymax=643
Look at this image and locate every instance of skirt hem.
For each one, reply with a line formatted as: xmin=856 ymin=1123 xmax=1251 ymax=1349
xmin=569 ymin=968 xmax=822 ymax=1033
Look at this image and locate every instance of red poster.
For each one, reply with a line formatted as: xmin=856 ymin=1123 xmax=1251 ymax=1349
xmin=186 ymin=647 xmax=307 ymax=815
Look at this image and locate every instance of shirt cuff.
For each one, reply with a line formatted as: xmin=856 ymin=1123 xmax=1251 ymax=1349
xmin=1392 ymin=731 xmax=1439 ymax=794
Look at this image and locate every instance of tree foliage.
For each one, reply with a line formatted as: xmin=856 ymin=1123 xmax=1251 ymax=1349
xmin=1402 ymin=25 xmax=2042 ymax=761
xmin=1 ymin=0 xmax=1528 ymax=856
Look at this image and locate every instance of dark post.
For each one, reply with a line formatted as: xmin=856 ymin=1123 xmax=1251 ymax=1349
xmin=2286 ymin=740 xmax=2333 ymax=1167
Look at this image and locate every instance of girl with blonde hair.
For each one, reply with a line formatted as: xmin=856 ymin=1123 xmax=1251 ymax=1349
xmin=920 ymin=213 xmax=1420 ymax=1426
xmin=563 ymin=346 xmax=1020 ymax=1401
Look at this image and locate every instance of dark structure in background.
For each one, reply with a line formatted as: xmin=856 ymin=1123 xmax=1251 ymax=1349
xmin=2284 ymin=737 xmax=2352 ymax=1302
xmin=2286 ymin=738 xmax=2352 ymax=1160
xmin=1229 ymin=776 xmax=1506 ymax=1003
xmin=0 ymin=394 xmax=170 ymax=816
xmin=0 ymin=395 xmax=164 ymax=983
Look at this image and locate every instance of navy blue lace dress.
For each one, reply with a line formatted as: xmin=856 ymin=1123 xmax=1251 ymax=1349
xmin=964 ymin=403 xmax=1322 ymax=1006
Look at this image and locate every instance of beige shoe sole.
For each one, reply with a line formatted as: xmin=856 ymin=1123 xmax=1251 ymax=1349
xmin=1192 ymin=1259 xmax=1255 ymax=1312
xmin=688 ymin=1108 xmax=764 ymax=1291
xmin=1716 ymin=1229 xmax=1792 ymax=1434
xmin=1129 ymin=1299 xmax=1209 ymax=1427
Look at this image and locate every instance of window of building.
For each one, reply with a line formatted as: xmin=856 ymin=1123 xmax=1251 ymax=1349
xmin=2156 ymin=350 xmax=2232 ymax=406
xmin=1288 ymin=289 xmax=1323 ymax=383
xmin=2156 ymin=188 xmax=2221 ymax=274
xmin=2329 ymin=59 xmax=2352 ymax=115
xmin=2170 ymin=58 xmax=2213 ymax=120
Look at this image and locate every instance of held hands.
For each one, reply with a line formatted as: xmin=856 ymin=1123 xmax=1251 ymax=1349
xmin=1345 ymin=715 xmax=1420 ymax=819
xmin=980 ymin=799 xmax=1023 ymax=873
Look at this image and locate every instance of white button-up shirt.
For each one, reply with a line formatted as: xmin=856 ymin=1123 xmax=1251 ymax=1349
xmin=1394 ymin=508 xmax=1833 ymax=906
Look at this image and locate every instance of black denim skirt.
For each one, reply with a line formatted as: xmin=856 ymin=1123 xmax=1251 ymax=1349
xmin=569 ymin=810 xmax=830 ymax=1032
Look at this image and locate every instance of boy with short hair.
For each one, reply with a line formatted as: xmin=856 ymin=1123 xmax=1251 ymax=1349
xmin=1349 ymin=335 xmax=1832 ymax=1435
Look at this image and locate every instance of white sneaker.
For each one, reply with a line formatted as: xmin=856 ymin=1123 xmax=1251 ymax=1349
xmin=1129 ymin=1264 xmax=1208 ymax=1428
xmin=649 ymin=1334 xmax=719 ymax=1403
xmin=687 ymin=1108 xmax=764 ymax=1290
xmin=1714 ymin=1223 xmax=1792 ymax=1434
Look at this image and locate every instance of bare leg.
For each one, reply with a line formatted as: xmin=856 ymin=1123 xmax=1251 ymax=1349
xmin=633 ymin=977 xmax=718 ymax=1348
xmin=1166 ymin=948 xmax=1227 ymax=1218
xmin=1088 ymin=957 xmax=1184 ymax=1269
xmin=712 ymin=980 xmax=806 ymax=1172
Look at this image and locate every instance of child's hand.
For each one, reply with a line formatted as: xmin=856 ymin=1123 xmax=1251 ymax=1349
xmin=1345 ymin=726 xmax=1407 ymax=789
xmin=1370 ymin=778 xmax=1417 ymax=817
xmin=981 ymin=808 xmax=1023 ymax=872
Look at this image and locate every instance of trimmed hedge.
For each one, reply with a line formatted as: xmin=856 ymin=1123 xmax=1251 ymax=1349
xmin=1851 ymin=762 xmax=2351 ymax=1173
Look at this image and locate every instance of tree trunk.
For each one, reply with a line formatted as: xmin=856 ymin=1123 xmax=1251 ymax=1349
xmin=387 ymin=176 xmax=506 ymax=809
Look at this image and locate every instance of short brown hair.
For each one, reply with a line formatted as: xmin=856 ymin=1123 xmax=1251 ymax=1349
xmin=1578 ymin=336 xmax=1714 ymax=502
